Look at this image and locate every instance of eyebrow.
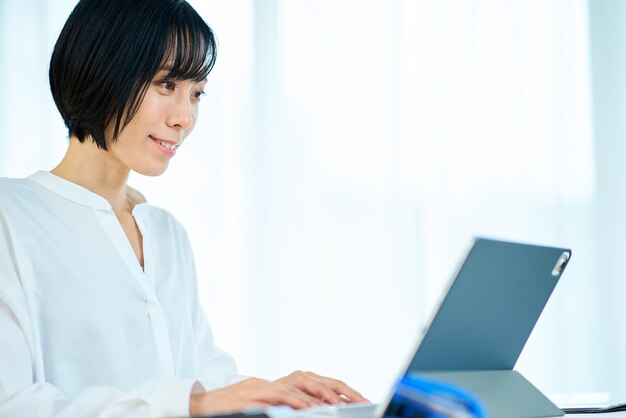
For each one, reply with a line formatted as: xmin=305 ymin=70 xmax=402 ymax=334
xmin=155 ymin=64 xmax=208 ymax=83
xmin=156 ymin=65 xmax=173 ymax=74
xmin=154 ymin=71 xmax=207 ymax=85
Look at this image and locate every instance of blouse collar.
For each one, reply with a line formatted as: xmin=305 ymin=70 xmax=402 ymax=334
xmin=28 ymin=170 xmax=113 ymax=210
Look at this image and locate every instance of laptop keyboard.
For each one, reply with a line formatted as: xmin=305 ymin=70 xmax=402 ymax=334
xmin=267 ymin=403 xmax=378 ymax=418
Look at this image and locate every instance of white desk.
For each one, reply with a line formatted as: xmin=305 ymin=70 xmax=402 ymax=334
xmin=557 ymin=414 xmax=626 ymax=417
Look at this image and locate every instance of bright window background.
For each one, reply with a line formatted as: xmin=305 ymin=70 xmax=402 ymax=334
xmin=1 ymin=0 xmax=622 ymax=403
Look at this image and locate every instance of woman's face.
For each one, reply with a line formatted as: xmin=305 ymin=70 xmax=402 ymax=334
xmin=107 ymin=70 xmax=207 ymax=176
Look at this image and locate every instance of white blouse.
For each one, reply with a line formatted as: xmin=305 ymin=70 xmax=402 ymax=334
xmin=0 ymin=171 xmax=243 ymax=418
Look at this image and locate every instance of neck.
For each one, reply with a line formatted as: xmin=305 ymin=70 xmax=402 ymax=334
xmin=51 ymin=136 xmax=131 ymax=213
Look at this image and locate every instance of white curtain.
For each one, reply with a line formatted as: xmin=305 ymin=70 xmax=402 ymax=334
xmin=1 ymin=0 xmax=616 ymax=403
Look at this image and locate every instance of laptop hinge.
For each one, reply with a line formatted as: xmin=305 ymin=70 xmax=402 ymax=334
xmin=411 ymin=370 xmax=563 ymax=418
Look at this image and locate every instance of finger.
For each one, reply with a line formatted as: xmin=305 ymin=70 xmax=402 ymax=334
xmin=192 ymin=388 xmax=275 ymax=416
xmin=290 ymin=373 xmax=344 ymax=405
xmin=280 ymin=383 xmax=326 ymax=408
xmin=238 ymin=401 xmax=275 ymax=410
xmin=237 ymin=378 xmax=319 ymax=410
xmin=303 ymin=372 xmax=369 ymax=403
xmin=253 ymin=382 xmax=323 ymax=409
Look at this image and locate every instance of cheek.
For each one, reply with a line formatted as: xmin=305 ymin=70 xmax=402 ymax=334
xmin=135 ymin=94 xmax=165 ymax=122
xmin=191 ymin=107 xmax=199 ymax=128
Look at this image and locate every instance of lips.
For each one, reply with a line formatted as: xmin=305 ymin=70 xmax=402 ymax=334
xmin=150 ymin=135 xmax=179 ymax=151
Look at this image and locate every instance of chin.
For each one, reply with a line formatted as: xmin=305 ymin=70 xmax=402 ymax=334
xmin=134 ymin=163 xmax=169 ymax=177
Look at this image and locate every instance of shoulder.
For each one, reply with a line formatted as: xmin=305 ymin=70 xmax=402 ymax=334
xmin=124 ymin=186 xmax=192 ymax=248
xmin=134 ymin=202 xmax=190 ymax=240
xmin=0 ymin=176 xmax=46 ymax=244
xmin=0 ymin=176 xmax=41 ymax=209
xmin=0 ymin=176 xmax=34 ymax=194
xmin=134 ymin=203 xmax=196 ymax=268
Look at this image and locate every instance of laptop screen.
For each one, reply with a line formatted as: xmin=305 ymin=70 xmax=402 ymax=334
xmin=405 ymin=238 xmax=570 ymax=373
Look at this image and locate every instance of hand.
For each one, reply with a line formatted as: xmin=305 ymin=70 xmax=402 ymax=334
xmin=189 ymin=377 xmax=324 ymax=416
xmin=275 ymin=370 xmax=369 ymax=405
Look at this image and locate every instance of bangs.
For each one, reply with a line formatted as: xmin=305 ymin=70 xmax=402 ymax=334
xmin=115 ymin=2 xmax=217 ymax=140
xmin=160 ymin=5 xmax=216 ymax=82
xmin=51 ymin=0 xmax=218 ymax=150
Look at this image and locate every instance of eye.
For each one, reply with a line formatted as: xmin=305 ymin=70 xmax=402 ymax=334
xmin=193 ymin=90 xmax=206 ymax=101
xmin=161 ymin=80 xmax=177 ymax=91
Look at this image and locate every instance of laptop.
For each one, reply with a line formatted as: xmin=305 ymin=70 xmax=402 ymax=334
xmin=405 ymin=237 xmax=570 ymax=373
xmin=256 ymin=238 xmax=571 ymax=418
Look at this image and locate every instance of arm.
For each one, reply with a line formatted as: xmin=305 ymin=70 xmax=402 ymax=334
xmin=191 ymin=297 xmax=246 ymax=389
xmin=0 ymin=212 xmax=198 ymax=418
xmin=0 ymin=292 xmax=201 ymax=418
xmin=181 ymin=265 xmax=325 ymax=415
xmin=180 ymin=229 xmax=367 ymax=415
xmin=178 ymin=223 xmax=245 ymax=389
xmin=179 ymin=228 xmax=326 ymax=414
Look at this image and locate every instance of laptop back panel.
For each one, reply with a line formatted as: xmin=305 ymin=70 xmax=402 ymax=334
xmin=406 ymin=238 xmax=570 ymax=372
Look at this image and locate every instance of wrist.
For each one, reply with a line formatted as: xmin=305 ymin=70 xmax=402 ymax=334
xmin=189 ymin=392 xmax=203 ymax=416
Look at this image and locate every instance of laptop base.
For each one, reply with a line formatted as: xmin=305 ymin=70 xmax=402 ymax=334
xmin=413 ymin=370 xmax=564 ymax=418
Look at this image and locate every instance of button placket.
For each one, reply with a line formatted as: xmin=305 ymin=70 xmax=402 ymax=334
xmin=93 ymin=207 xmax=176 ymax=378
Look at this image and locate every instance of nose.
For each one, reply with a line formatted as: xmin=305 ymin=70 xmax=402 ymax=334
xmin=167 ymin=93 xmax=194 ymax=130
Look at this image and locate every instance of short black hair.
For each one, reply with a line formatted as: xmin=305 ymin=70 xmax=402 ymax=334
xmin=49 ymin=0 xmax=217 ymax=150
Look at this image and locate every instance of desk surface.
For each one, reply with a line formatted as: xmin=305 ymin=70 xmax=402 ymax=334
xmin=554 ymin=414 xmax=626 ymax=417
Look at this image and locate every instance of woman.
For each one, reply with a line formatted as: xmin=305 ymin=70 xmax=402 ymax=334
xmin=0 ymin=0 xmax=366 ymax=416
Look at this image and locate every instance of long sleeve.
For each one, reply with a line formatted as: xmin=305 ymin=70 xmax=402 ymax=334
xmin=180 ymin=226 xmax=248 ymax=390
xmin=192 ymin=299 xmax=247 ymax=389
xmin=0 ymin=211 xmax=200 ymax=418
xmin=0 ymin=370 xmax=199 ymax=418
xmin=0 ymin=173 xmax=247 ymax=417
